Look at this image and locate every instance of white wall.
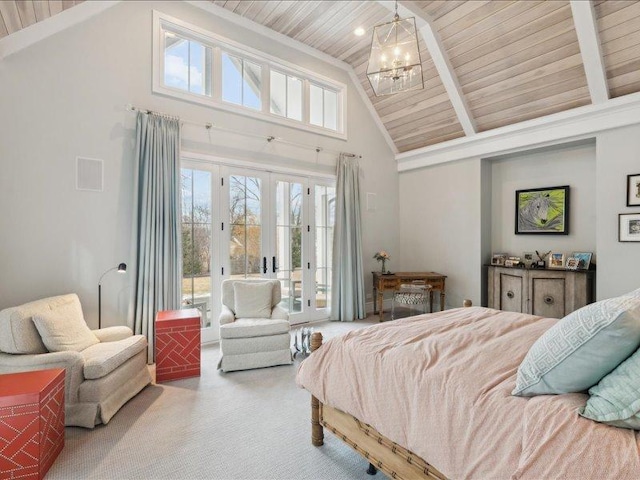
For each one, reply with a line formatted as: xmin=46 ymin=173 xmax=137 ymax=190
xmin=489 ymin=141 xmax=597 ymax=260
xmin=0 ymin=1 xmax=398 ymax=326
xmin=398 ymin=157 xmax=485 ymax=308
xmin=596 ymin=124 xmax=640 ymax=299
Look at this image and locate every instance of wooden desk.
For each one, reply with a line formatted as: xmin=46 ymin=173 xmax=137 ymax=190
xmin=372 ymin=272 xmax=447 ymax=321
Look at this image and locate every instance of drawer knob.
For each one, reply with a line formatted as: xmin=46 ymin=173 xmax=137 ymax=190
xmin=506 ymin=290 xmax=515 ymax=299
xmin=544 ymin=295 xmax=555 ymax=305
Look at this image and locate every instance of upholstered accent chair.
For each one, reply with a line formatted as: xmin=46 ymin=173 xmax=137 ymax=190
xmin=217 ymin=279 xmax=293 ymax=372
xmin=0 ymin=294 xmax=152 ymax=428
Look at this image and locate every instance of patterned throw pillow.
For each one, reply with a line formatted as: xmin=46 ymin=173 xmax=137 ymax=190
xmin=580 ymin=347 xmax=640 ymax=429
xmin=512 ymin=295 xmax=640 ymax=396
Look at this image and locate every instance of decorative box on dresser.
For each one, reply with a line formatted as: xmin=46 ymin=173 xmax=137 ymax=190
xmin=155 ymin=309 xmax=201 ymax=383
xmin=487 ymin=266 xmax=595 ymax=318
xmin=0 ymin=369 xmax=65 ymax=480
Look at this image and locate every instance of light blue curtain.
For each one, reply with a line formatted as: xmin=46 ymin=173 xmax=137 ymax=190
xmin=133 ymin=112 xmax=182 ymax=362
xmin=331 ymin=154 xmax=366 ymax=321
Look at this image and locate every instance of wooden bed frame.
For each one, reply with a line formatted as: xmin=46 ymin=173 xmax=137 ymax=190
xmin=308 ymin=301 xmax=472 ymax=479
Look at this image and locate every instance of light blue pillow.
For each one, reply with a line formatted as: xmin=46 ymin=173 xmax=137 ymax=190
xmin=580 ymin=347 xmax=640 ymax=429
xmin=512 ymin=296 xmax=640 ymax=396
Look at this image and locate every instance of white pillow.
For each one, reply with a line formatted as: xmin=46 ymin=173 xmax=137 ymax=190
xmin=234 ymin=282 xmax=273 ymax=319
xmin=33 ymin=301 xmax=99 ymax=352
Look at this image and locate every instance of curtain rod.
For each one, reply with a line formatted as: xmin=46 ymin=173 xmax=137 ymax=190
xmin=125 ymin=104 xmax=362 ymax=158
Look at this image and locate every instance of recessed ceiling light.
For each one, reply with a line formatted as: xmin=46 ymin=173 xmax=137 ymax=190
xmin=354 ymin=27 xmax=366 ymax=37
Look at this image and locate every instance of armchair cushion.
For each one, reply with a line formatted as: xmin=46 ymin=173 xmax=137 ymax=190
xmin=92 ymin=326 xmax=133 ymax=343
xmin=220 ymin=318 xmax=290 ymax=339
xmin=81 ymin=335 xmax=147 ymax=380
xmin=33 ymin=300 xmax=99 ymax=352
xmin=234 ymin=281 xmax=274 ymax=319
xmin=221 ymin=279 xmax=281 ymax=313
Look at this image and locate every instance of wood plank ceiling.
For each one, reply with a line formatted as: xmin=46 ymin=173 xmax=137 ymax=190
xmin=0 ymin=1 xmax=84 ymax=39
xmin=3 ymin=1 xmax=640 ymax=153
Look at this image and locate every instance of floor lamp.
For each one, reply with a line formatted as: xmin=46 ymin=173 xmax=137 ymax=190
xmin=98 ymin=263 xmax=127 ymax=329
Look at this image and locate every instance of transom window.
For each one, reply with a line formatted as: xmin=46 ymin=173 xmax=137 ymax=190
xmin=153 ymin=12 xmax=346 ymax=138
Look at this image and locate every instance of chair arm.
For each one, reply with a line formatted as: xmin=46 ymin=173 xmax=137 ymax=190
xmin=92 ymin=326 xmax=133 ymax=342
xmin=219 ymin=305 xmax=235 ymax=326
xmin=0 ymin=351 xmax=85 ymax=403
xmin=271 ymin=305 xmax=289 ymax=321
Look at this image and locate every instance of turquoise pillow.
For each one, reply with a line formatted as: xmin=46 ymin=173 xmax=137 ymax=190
xmin=512 ymin=296 xmax=640 ymax=396
xmin=580 ymin=347 xmax=640 ymax=429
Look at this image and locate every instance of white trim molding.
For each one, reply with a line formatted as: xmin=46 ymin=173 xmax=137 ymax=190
xmin=396 ymin=92 xmax=640 ymax=171
xmin=0 ymin=1 xmax=121 ymax=60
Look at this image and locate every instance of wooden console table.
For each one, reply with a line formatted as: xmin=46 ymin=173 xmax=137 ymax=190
xmin=372 ymin=271 xmax=447 ymax=321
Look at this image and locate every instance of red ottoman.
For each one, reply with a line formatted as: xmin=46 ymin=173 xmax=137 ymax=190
xmin=0 ymin=369 xmax=65 ymax=480
xmin=155 ymin=309 xmax=201 ymax=383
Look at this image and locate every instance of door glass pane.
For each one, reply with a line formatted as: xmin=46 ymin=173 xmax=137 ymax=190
xmin=270 ymin=70 xmax=286 ymax=117
xmin=243 ymin=60 xmax=262 ymax=110
xmin=229 ymin=175 xmax=262 ymax=279
xmin=276 ymin=181 xmax=303 ymax=313
xmin=309 ymin=84 xmax=323 ymax=126
xmin=315 ymin=185 xmax=335 ymax=310
xmin=287 ymin=76 xmax=302 ymax=121
xmin=181 ymin=168 xmax=212 ymax=328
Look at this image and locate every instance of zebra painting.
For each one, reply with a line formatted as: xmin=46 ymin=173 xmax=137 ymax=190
xmin=515 ymin=186 xmax=569 ymax=234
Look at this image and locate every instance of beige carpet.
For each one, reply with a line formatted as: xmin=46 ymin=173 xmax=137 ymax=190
xmin=46 ymin=315 xmax=406 ymax=480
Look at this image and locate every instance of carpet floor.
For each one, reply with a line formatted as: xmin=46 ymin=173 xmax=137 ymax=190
xmin=46 ymin=314 xmax=406 ymax=480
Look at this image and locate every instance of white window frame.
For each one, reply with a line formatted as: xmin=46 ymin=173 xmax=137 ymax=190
xmin=153 ymin=11 xmax=347 ymax=140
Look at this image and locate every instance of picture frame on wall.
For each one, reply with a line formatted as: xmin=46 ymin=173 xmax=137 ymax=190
xmin=627 ymin=173 xmax=640 ymax=207
xmin=571 ymin=252 xmax=592 ymax=270
xmin=549 ymin=253 xmax=565 ymax=269
xmin=619 ymin=213 xmax=640 ymax=242
xmin=515 ymin=185 xmax=570 ymax=235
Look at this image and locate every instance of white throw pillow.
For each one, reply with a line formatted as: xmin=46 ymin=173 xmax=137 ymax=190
xmin=33 ymin=300 xmax=99 ymax=352
xmin=234 ymin=282 xmax=273 ymax=319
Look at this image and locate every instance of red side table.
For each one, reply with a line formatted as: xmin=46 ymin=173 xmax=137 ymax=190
xmin=0 ymin=369 xmax=65 ymax=480
xmin=155 ymin=309 xmax=201 ymax=383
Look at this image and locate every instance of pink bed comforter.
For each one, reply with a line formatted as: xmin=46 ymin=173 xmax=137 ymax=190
xmin=296 ymin=307 xmax=640 ymax=479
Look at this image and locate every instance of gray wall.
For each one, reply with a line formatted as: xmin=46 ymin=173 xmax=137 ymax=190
xmin=0 ymin=1 xmax=399 ymax=326
xmin=399 ymin=135 xmax=639 ymax=307
xmin=489 ymin=141 xmax=597 ymax=260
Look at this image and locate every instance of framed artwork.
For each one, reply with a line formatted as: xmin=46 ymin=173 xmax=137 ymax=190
xmin=549 ymin=253 xmax=565 ymax=269
xmin=491 ymin=253 xmax=507 ymax=266
xmin=566 ymin=257 xmax=579 ymax=270
xmin=571 ymin=252 xmax=592 ymax=270
xmin=523 ymin=252 xmax=534 ymax=267
xmin=515 ymin=185 xmax=570 ymax=235
xmin=619 ymin=213 xmax=640 ymax=242
xmin=627 ymin=174 xmax=640 ymax=207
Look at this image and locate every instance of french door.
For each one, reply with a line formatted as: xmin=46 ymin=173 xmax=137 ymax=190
xmin=181 ymin=159 xmax=335 ymax=342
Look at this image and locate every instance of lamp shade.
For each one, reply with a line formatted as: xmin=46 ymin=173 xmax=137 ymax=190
xmin=366 ymin=15 xmax=424 ymax=96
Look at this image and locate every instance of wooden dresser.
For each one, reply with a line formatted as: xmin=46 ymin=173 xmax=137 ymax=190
xmin=487 ymin=266 xmax=595 ymax=318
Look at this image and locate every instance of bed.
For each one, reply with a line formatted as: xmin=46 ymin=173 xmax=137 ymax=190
xmin=296 ymin=306 xmax=640 ymax=479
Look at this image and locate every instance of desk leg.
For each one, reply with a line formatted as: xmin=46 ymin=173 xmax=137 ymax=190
xmin=440 ymin=292 xmax=446 ymax=311
xmin=377 ymin=292 xmax=384 ymax=322
xmin=429 ymin=291 xmax=434 ymax=313
xmin=373 ymin=285 xmax=378 ymax=314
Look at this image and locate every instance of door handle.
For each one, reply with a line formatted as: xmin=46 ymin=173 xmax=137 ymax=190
xmin=263 ymin=257 xmax=267 ymax=274
xmin=272 ymin=256 xmax=277 ymax=273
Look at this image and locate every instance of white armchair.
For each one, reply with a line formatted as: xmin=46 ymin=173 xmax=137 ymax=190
xmin=0 ymin=294 xmax=151 ymax=428
xmin=217 ymin=279 xmax=293 ymax=372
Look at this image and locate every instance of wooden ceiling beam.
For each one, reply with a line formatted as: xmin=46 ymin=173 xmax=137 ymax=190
xmin=379 ymin=0 xmax=476 ymax=136
xmin=570 ymin=0 xmax=609 ymax=104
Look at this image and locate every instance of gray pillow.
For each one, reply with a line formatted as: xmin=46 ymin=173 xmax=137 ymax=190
xmin=580 ymin=347 xmax=640 ymax=429
xmin=512 ymin=296 xmax=640 ymax=396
